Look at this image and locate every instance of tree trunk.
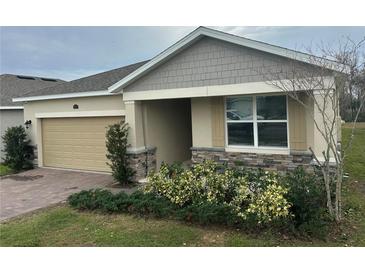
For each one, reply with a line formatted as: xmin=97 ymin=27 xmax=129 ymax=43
xmin=335 ymin=163 xmax=343 ymax=222
xmin=322 ymin=167 xmax=334 ymax=217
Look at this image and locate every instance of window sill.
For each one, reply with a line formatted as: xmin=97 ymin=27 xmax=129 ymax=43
xmin=225 ymin=146 xmax=290 ymax=155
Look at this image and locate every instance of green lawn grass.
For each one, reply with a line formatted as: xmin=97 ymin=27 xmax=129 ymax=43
xmin=0 ymin=164 xmax=12 ymax=176
xmin=0 ymin=205 xmax=349 ymax=247
xmin=0 ymin=124 xmax=364 ymax=247
xmin=341 ymin=123 xmax=365 ymax=247
xmin=342 ymin=123 xmax=365 ymax=181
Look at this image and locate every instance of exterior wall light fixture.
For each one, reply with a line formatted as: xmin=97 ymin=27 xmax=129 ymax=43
xmin=24 ymin=120 xmax=32 ymax=129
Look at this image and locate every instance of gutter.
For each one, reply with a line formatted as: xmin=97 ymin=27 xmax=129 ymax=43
xmin=0 ymin=106 xmax=24 ymax=110
xmin=12 ymin=90 xmax=114 ymax=103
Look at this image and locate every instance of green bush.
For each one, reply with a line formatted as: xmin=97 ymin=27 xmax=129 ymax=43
xmin=68 ymin=189 xmax=177 ymax=217
xmin=105 ymin=122 xmax=135 ymax=185
xmin=1 ymin=126 xmax=34 ymax=171
xmin=176 ymin=202 xmax=239 ymax=226
xmin=245 ymin=183 xmax=292 ymax=223
xmin=125 ymin=191 xmax=177 ymax=218
xmin=68 ymin=189 xmax=238 ymax=226
xmin=145 ymin=161 xmax=291 ymax=224
xmin=68 ymin=189 xmax=116 ymax=210
xmin=164 ymin=161 xmax=185 ymax=176
xmin=68 ymin=165 xmax=333 ymax=239
xmin=283 ymin=168 xmax=331 ymax=238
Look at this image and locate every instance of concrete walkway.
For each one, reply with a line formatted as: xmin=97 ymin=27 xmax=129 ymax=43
xmin=0 ymin=168 xmax=135 ymax=221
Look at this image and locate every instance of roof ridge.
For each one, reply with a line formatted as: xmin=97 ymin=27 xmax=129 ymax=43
xmin=0 ymin=73 xmax=64 ymax=81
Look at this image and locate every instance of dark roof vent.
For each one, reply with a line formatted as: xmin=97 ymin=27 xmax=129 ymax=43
xmin=40 ymin=78 xmax=57 ymax=82
xmin=17 ymin=75 xmax=36 ymax=80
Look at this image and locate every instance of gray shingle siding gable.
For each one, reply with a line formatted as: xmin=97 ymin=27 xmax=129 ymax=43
xmin=124 ymin=37 xmax=317 ymax=92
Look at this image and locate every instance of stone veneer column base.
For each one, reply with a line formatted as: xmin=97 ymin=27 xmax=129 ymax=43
xmin=127 ymin=147 xmax=157 ymax=182
xmin=191 ymin=147 xmax=314 ymax=173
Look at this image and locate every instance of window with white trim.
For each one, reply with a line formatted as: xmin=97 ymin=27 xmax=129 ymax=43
xmin=225 ymin=95 xmax=288 ymax=148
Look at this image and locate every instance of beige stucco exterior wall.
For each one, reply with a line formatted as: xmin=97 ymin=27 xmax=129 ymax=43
xmin=23 ymin=94 xmax=125 ymax=166
xmin=312 ymin=90 xmax=338 ymax=161
xmin=191 ymin=97 xmax=213 ymax=148
xmin=0 ymin=109 xmax=24 ymax=154
xmin=143 ymin=99 xmax=192 ymax=168
xmin=305 ymin=95 xmax=315 ymax=150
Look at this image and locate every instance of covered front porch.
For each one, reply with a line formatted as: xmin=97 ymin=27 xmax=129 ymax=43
xmin=124 ymin=98 xmax=193 ymax=180
xmin=123 ymin=88 xmax=327 ymax=181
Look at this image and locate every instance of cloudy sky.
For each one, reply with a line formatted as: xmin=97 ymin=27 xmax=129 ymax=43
xmin=1 ymin=26 xmax=364 ymax=81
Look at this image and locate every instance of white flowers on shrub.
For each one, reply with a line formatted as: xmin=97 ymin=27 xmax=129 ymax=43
xmin=144 ymin=161 xmax=291 ymax=223
xmin=246 ymin=184 xmax=291 ymax=223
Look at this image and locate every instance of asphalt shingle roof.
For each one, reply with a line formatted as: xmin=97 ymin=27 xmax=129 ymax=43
xmin=18 ymin=60 xmax=149 ymax=99
xmin=0 ymin=74 xmax=65 ymax=106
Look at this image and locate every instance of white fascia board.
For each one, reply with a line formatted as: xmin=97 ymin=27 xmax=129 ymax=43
xmin=12 ymin=90 xmax=112 ymax=103
xmin=0 ymin=106 xmax=24 ymax=110
xmin=108 ymin=27 xmax=349 ymax=93
xmin=122 ymin=82 xmax=281 ymax=101
xmin=122 ymin=77 xmax=334 ymax=101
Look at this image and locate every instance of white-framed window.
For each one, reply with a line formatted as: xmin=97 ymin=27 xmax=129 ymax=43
xmin=225 ymin=94 xmax=289 ymax=149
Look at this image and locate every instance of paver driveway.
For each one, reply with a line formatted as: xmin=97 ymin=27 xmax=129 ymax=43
xmin=0 ymin=168 xmax=114 ymax=221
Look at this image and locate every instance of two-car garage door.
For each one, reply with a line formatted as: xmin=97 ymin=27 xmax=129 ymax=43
xmin=42 ymin=116 xmax=123 ymax=172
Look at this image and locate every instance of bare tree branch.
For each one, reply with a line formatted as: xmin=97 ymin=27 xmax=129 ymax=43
xmin=262 ymin=36 xmax=364 ymax=222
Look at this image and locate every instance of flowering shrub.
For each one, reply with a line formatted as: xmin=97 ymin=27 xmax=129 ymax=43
xmin=69 ymin=165 xmax=330 ymax=238
xmin=145 ymin=161 xmax=291 ymax=224
xmin=246 ymin=184 xmax=291 ymax=223
xmin=145 ymin=164 xmax=196 ymax=206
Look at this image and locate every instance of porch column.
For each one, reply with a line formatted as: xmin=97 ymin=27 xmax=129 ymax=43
xmin=124 ymin=100 xmax=145 ymax=150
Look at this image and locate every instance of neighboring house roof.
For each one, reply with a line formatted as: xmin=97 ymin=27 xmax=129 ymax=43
xmin=0 ymin=74 xmax=65 ymax=107
xmin=109 ymin=27 xmax=349 ymax=92
xmin=13 ymin=61 xmax=148 ymax=102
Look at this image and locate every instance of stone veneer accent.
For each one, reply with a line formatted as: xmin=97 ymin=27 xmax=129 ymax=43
xmin=127 ymin=147 xmax=157 ymax=182
xmin=191 ymin=147 xmax=314 ymax=173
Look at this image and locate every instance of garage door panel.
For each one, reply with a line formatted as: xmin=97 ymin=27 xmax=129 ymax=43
xmin=43 ymin=132 xmax=106 ymax=139
xmin=44 ymin=149 xmax=108 ymax=159
xmin=46 ymin=158 xmax=109 ymax=167
xmin=44 ymin=143 xmax=106 ymax=150
xmin=43 ymin=139 xmax=106 ymax=146
xmin=43 ymin=127 xmax=109 ymax=134
xmin=44 ymin=134 xmax=105 ymax=139
xmin=44 ymin=142 xmax=105 ymax=150
xmin=43 ymin=137 xmax=107 ymax=144
xmin=42 ymin=116 xmax=122 ymax=172
xmin=45 ymin=156 xmax=108 ymax=165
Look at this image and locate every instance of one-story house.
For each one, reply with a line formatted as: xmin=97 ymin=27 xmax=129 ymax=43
xmin=0 ymin=74 xmax=64 ymax=154
xmin=13 ymin=27 xmax=344 ymax=181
